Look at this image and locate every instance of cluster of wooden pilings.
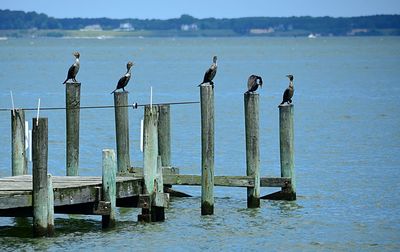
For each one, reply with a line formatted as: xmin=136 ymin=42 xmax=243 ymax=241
xmin=199 ymin=85 xmax=296 ymax=214
xmin=10 ymin=114 xmax=123 ymax=236
xmin=7 ymin=82 xmax=296 ymax=237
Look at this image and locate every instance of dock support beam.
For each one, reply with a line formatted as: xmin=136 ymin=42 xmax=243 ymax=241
xmin=244 ymin=93 xmax=260 ymax=208
xmin=139 ymin=105 xmax=166 ymax=222
xmin=157 ymin=104 xmax=171 ymax=167
xmin=11 ymin=109 xmax=27 ymax=176
xmin=66 ymin=83 xmax=80 ymax=176
xmin=32 ymin=118 xmax=52 ymax=237
xmin=279 ymin=104 xmax=296 ymax=200
xmin=200 ymin=85 xmax=214 ymax=215
xmin=114 ymin=91 xmax=131 ymax=173
xmin=102 ymin=149 xmax=117 ymax=228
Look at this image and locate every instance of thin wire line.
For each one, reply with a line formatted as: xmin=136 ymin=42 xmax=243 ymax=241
xmin=0 ymin=101 xmax=199 ymax=112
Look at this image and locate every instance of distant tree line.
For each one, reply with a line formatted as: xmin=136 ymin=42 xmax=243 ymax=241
xmin=1 ymin=9 xmax=400 ymax=36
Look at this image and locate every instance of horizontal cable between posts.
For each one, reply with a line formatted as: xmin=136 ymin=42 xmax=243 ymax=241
xmin=0 ymin=101 xmax=199 ymax=112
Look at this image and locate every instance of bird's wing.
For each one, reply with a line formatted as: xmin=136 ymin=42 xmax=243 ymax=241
xmin=73 ymin=63 xmax=80 ymax=76
xmin=67 ymin=64 xmax=75 ymax=79
xmin=283 ymin=88 xmax=290 ymax=100
xmin=209 ymin=67 xmax=217 ymax=81
xmin=288 ymin=87 xmax=294 ymax=99
xmin=202 ymin=68 xmax=213 ymax=83
xmin=123 ymin=75 xmax=131 ymax=88
xmin=116 ymin=75 xmax=128 ymax=89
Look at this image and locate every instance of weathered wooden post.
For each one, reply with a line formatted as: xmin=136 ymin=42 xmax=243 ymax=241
xmin=32 ymin=117 xmax=50 ymax=237
xmin=138 ymin=105 xmax=167 ymax=222
xmin=138 ymin=105 xmax=158 ymax=222
xmin=244 ymin=93 xmax=260 ymax=208
xmin=152 ymin=156 xmax=167 ymax=221
xmin=11 ymin=109 xmax=27 ymax=176
xmin=157 ymin=104 xmax=171 ymax=168
xmin=114 ymin=91 xmax=131 ymax=173
xmin=102 ymin=149 xmax=117 ymax=228
xmin=143 ymin=105 xmax=158 ymax=197
xmin=47 ymin=174 xmax=55 ymax=236
xmin=157 ymin=104 xmax=176 ymax=193
xmin=279 ymin=104 xmax=296 ymax=200
xmin=200 ymin=85 xmax=214 ymax=215
xmin=66 ymin=83 xmax=81 ymax=176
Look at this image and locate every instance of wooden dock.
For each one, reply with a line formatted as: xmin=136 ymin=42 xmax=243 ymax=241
xmin=0 ymin=172 xmax=292 ymax=217
xmin=1 ymin=83 xmax=297 ymax=236
xmin=0 ymin=175 xmax=142 ymax=217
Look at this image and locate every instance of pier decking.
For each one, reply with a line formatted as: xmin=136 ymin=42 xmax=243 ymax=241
xmin=0 ymin=175 xmax=142 ymax=217
xmin=0 ymin=173 xmax=292 ymax=217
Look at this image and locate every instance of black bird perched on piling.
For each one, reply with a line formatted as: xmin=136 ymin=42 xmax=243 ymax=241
xmin=280 ymin=74 xmax=294 ymax=105
xmin=111 ymin=61 xmax=134 ymax=94
xmin=199 ymin=56 xmax=218 ymax=87
xmin=63 ymin=52 xmax=80 ymax=84
xmin=245 ymin=75 xmax=263 ymax=94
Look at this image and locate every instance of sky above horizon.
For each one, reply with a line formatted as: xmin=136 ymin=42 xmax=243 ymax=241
xmin=1 ymin=0 xmax=399 ymax=19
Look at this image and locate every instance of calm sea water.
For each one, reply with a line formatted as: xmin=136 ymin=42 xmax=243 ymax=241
xmin=0 ymin=36 xmax=399 ymax=251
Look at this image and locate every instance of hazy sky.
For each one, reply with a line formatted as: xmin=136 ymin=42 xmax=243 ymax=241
xmin=1 ymin=0 xmax=399 ymax=19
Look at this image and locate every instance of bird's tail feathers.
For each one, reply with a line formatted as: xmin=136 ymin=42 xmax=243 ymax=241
xmin=110 ymin=89 xmax=117 ymax=94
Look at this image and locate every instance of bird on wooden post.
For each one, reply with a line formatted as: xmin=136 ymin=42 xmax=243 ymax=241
xmin=111 ymin=61 xmax=134 ymax=94
xmin=245 ymin=75 xmax=263 ymax=94
xmin=63 ymin=52 xmax=80 ymax=84
xmin=198 ymin=56 xmax=217 ymax=87
xmin=280 ymin=74 xmax=294 ymax=105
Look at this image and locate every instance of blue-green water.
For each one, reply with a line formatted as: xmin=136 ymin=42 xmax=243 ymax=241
xmin=0 ymin=37 xmax=399 ymax=251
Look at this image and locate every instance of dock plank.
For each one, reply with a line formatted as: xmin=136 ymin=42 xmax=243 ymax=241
xmin=163 ymin=175 xmax=291 ymax=188
xmin=0 ymin=175 xmax=142 ymax=211
xmin=0 ymin=175 xmax=139 ymax=191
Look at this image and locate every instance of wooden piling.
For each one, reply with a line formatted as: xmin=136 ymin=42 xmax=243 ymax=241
xmin=11 ymin=109 xmax=27 ymax=176
xmin=244 ymin=93 xmax=260 ymax=208
xmin=279 ymin=104 xmax=296 ymax=200
xmin=102 ymin=149 xmax=117 ymax=228
xmin=138 ymin=105 xmax=159 ymax=222
xmin=157 ymin=104 xmax=171 ymax=167
xmin=47 ymin=174 xmax=54 ymax=236
xmin=66 ymin=83 xmax=81 ymax=176
xmin=114 ymin=91 xmax=131 ymax=173
xmin=143 ymin=105 xmax=158 ymax=195
xmin=32 ymin=117 xmax=49 ymax=237
xmin=200 ymin=85 xmax=214 ymax=215
xmin=152 ymin=156 xmax=166 ymax=221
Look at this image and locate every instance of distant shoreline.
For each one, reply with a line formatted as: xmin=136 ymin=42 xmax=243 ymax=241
xmin=1 ymin=10 xmax=399 ymax=38
xmin=0 ymin=29 xmax=399 ymax=39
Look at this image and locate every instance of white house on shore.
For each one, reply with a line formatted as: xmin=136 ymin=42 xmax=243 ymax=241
xmin=117 ymin=23 xmax=134 ymax=31
xmin=80 ymin=24 xmax=103 ymax=31
xmin=181 ymin=24 xmax=198 ymax=31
